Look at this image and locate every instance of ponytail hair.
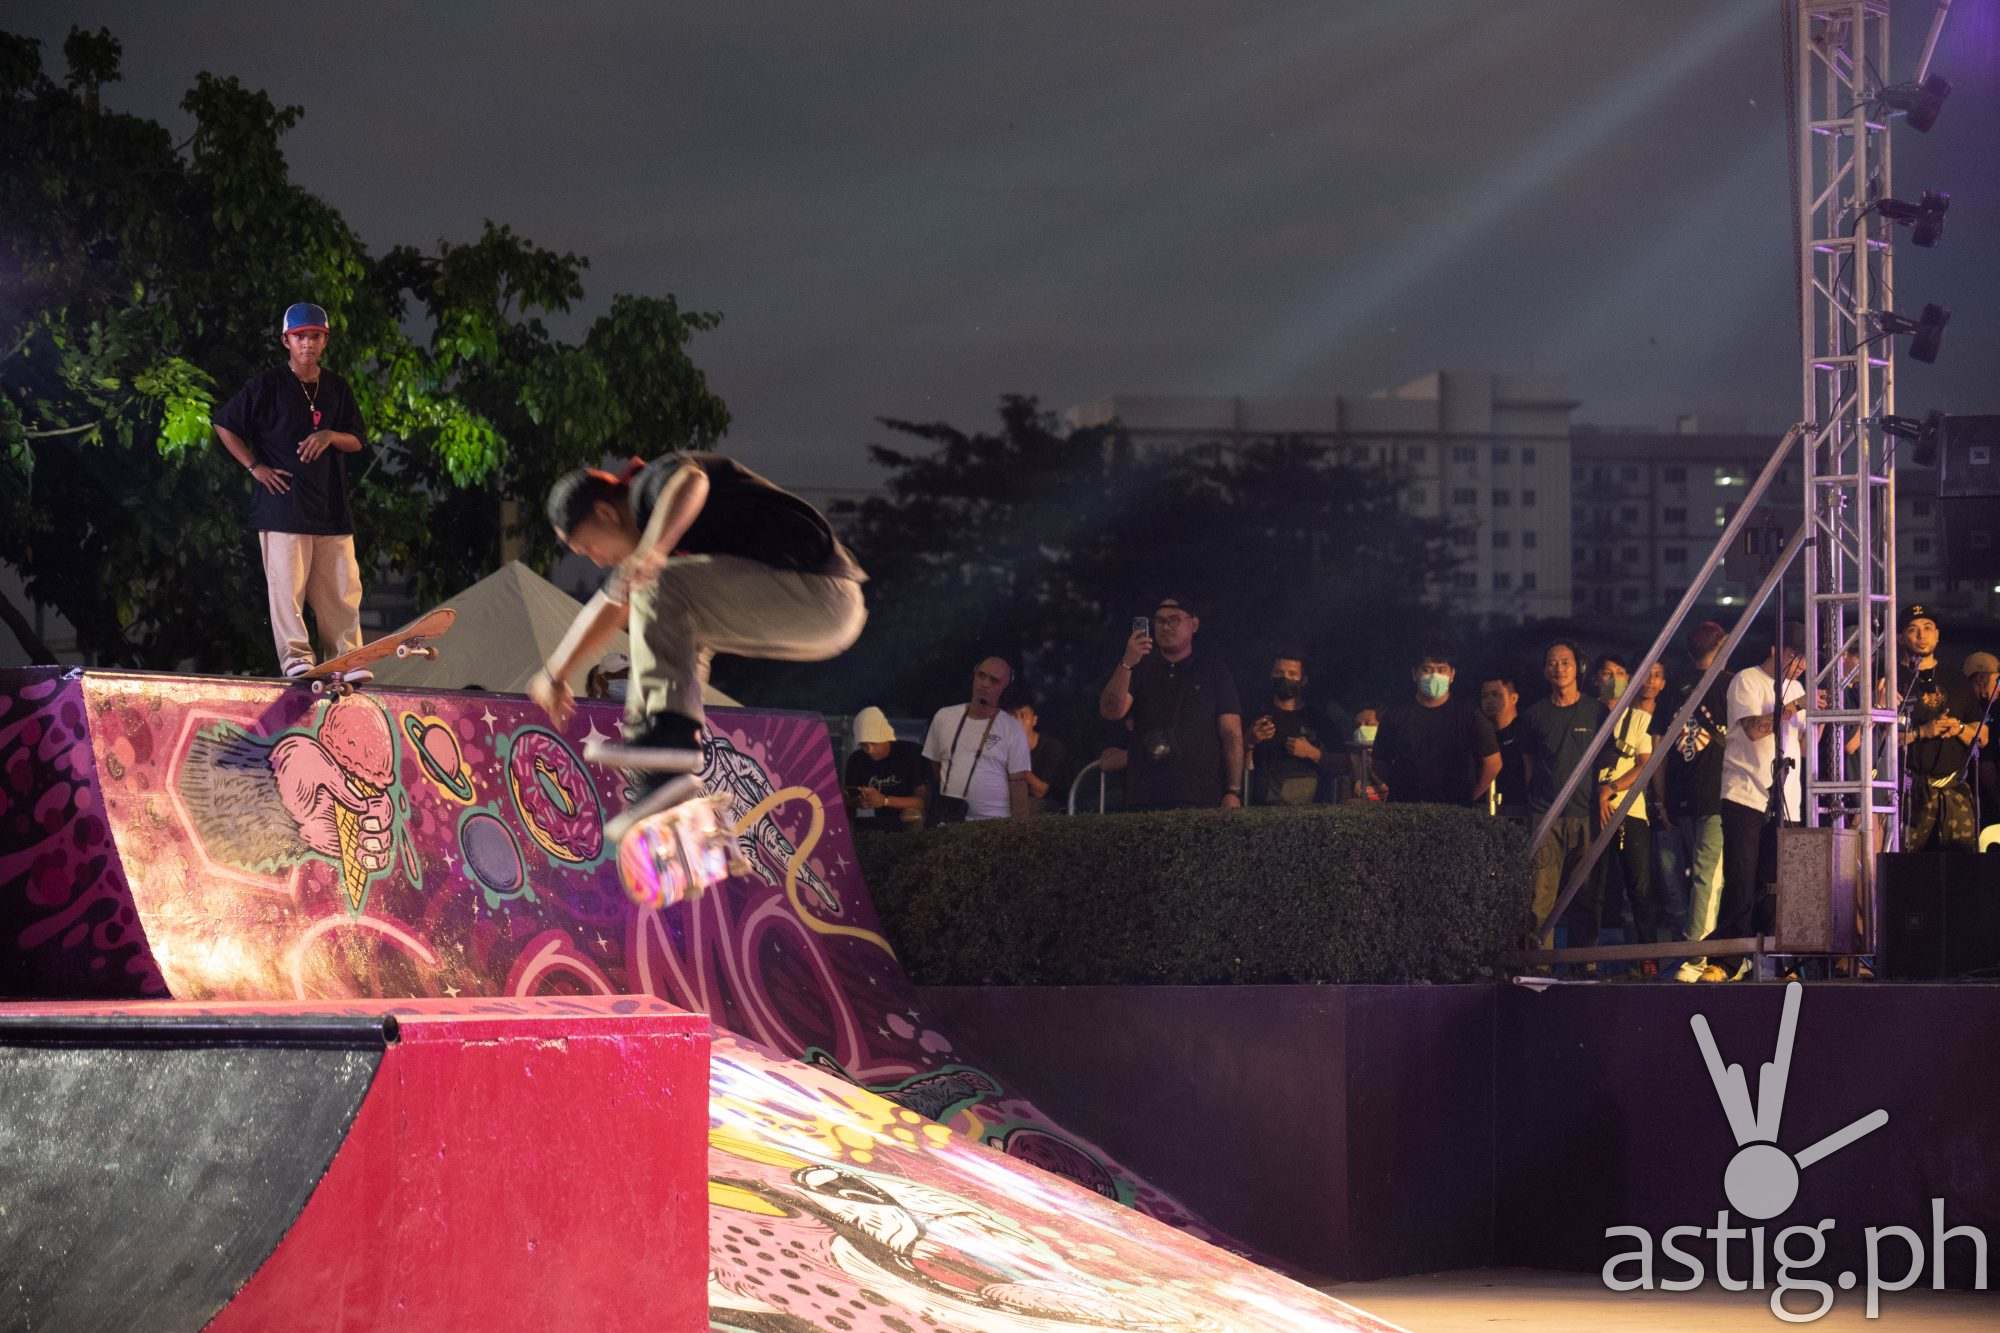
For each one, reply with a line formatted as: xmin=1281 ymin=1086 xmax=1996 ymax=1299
xmin=546 ymin=456 xmax=646 ymax=534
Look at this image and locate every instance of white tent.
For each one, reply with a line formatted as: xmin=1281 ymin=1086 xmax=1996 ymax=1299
xmin=364 ymin=560 xmax=739 ymax=706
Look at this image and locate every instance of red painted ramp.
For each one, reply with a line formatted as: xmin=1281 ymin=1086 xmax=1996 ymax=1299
xmin=0 ymin=996 xmax=710 ymax=1331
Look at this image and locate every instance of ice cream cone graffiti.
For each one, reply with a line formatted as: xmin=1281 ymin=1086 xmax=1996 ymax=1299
xmin=268 ymin=696 xmax=400 ymax=913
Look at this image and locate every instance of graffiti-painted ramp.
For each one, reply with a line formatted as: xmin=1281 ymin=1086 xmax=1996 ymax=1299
xmin=707 ymin=1032 xmax=1393 ymax=1331
xmin=1 ymin=668 xmax=1391 ymax=1328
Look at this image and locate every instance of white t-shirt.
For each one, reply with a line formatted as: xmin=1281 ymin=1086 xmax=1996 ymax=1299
xmin=1597 ymin=706 xmax=1655 ymax=822
xmin=923 ymin=704 xmax=1032 ymax=820
xmin=1720 ymin=666 xmax=1807 ymax=818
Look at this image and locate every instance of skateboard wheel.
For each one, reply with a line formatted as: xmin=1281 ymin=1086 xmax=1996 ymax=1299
xmin=311 ymin=681 xmax=326 ymax=696
xmin=396 ymin=644 xmax=410 ymax=658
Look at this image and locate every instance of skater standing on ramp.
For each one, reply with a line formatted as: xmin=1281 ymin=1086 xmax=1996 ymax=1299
xmin=531 ymin=453 xmax=867 ymax=837
xmin=211 ymin=303 xmax=370 ymax=677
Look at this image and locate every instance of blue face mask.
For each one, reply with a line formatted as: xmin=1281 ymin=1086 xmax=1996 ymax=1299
xmin=1417 ymin=672 xmax=1451 ymax=701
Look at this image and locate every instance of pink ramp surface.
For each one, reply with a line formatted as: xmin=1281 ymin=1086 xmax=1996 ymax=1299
xmin=706 ymin=1030 xmax=1393 ymax=1331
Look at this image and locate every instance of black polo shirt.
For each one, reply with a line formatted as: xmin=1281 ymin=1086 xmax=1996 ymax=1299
xmin=1124 ymin=651 xmax=1241 ymax=809
xmin=212 ymin=366 xmax=366 ymax=534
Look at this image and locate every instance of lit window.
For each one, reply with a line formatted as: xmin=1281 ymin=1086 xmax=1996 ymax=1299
xmin=1715 ymin=466 xmax=1749 ymax=487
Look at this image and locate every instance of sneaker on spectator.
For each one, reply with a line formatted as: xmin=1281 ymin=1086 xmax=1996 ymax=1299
xmin=1675 ymin=958 xmax=1707 ymax=983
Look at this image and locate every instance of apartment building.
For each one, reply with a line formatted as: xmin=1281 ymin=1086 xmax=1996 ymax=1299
xmin=1569 ymin=423 xmax=1968 ymax=619
xmin=1065 ymin=371 xmax=1577 ymax=622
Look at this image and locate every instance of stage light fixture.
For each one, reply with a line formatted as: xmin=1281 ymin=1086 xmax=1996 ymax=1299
xmin=1881 ymin=409 xmax=1944 ymax=467
xmin=1879 ymin=75 xmax=1951 ymax=132
xmin=1873 ymin=303 xmax=1951 ymax=364
xmin=1877 ymin=189 xmax=1950 ymax=247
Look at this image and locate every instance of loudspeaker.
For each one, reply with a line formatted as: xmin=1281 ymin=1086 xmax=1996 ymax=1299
xmin=1941 ymin=498 xmax=2000 ymax=582
xmin=1880 ymin=851 xmax=2000 ymax=979
xmin=1775 ymin=827 xmax=1860 ymax=953
xmin=1938 ymin=414 xmax=2000 ymax=498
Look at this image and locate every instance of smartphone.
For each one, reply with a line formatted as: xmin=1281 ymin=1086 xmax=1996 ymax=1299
xmin=1131 ymin=615 xmax=1152 ymax=637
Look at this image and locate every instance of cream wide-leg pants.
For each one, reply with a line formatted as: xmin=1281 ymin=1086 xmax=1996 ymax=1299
xmin=259 ymin=531 xmax=364 ymax=674
xmin=624 ymin=554 xmax=866 ymax=731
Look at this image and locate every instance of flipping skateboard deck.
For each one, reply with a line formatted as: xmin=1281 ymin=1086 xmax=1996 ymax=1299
xmin=299 ymin=607 xmax=457 ymax=695
xmin=589 ymin=741 xmax=746 ymax=910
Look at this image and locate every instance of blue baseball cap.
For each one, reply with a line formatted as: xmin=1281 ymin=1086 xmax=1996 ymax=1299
xmin=281 ymin=302 xmax=329 ymax=335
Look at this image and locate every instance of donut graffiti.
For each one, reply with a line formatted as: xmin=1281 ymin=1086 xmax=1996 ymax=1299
xmin=502 ymin=726 xmax=603 ymax=865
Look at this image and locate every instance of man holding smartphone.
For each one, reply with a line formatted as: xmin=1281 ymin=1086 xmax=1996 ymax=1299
xmin=1098 ymin=597 xmax=1243 ymax=810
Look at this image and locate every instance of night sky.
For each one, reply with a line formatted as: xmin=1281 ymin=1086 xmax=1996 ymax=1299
xmin=16 ymin=1 xmax=1999 ymax=489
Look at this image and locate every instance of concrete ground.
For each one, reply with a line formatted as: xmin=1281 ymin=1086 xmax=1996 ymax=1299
xmin=1321 ymin=1268 xmax=1996 ymax=1330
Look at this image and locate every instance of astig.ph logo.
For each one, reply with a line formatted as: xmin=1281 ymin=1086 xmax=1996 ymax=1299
xmin=1694 ymin=980 xmax=1887 ymax=1220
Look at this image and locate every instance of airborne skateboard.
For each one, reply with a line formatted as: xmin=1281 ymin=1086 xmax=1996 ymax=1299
xmin=589 ymin=741 xmax=746 ymax=910
xmin=299 ymin=607 xmax=457 ymax=695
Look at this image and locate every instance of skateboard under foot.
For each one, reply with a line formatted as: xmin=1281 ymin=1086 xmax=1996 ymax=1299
xmin=298 ymin=607 xmax=457 ymax=696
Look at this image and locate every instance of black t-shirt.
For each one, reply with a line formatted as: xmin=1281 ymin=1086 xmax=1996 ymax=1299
xmin=1374 ymin=697 xmax=1500 ymax=806
xmin=1250 ymin=703 xmax=1325 ymax=805
xmin=1665 ymin=670 xmax=1734 ymax=818
xmin=1906 ymin=661 xmax=1979 ymax=779
xmin=1492 ymin=717 xmax=1530 ymax=814
xmin=633 ymin=453 xmax=865 ymax=580
xmin=1523 ymin=694 xmax=1608 ymax=820
xmin=1125 ymin=651 xmax=1242 ymax=809
xmin=1026 ymin=734 xmax=1071 ymax=813
xmin=843 ymin=740 xmax=928 ymax=831
xmin=212 ymin=366 xmax=367 ymax=534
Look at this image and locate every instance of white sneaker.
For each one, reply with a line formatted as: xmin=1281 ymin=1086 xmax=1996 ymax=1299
xmin=585 ymin=739 xmax=703 ymax=773
xmin=341 ymin=667 xmax=373 ymax=684
xmin=284 ymin=662 xmax=315 ymax=679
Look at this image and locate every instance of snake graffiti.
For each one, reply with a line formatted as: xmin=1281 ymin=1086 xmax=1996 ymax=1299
xmin=0 ymin=671 xmax=1236 ymax=1250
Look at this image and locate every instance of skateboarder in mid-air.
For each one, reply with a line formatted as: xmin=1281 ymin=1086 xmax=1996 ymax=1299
xmin=530 ymin=453 xmax=867 ymax=837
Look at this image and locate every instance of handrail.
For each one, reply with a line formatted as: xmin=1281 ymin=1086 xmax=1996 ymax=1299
xmin=1536 ymin=517 xmax=1812 ymax=944
xmin=1529 ymin=422 xmax=1808 ymax=856
xmin=1067 ymin=760 xmax=1108 ymax=815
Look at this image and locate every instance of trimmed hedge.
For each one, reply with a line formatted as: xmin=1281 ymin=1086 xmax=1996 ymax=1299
xmin=855 ymin=804 xmax=1532 ymax=985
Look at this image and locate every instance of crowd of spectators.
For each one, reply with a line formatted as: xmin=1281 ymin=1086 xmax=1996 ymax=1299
xmin=840 ymin=599 xmax=2000 ymax=979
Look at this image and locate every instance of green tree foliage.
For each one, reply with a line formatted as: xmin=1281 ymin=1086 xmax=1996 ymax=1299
xmin=721 ymin=395 xmax=1462 ymax=739
xmin=0 ymin=27 xmax=727 ymax=668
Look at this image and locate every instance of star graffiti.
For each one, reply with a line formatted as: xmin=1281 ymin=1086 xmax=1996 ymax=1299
xmin=479 ymin=706 xmax=499 ymax=732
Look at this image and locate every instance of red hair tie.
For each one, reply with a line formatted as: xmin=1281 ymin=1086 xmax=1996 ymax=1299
xmin=584 ymin=456 xmax=649 ymax=487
